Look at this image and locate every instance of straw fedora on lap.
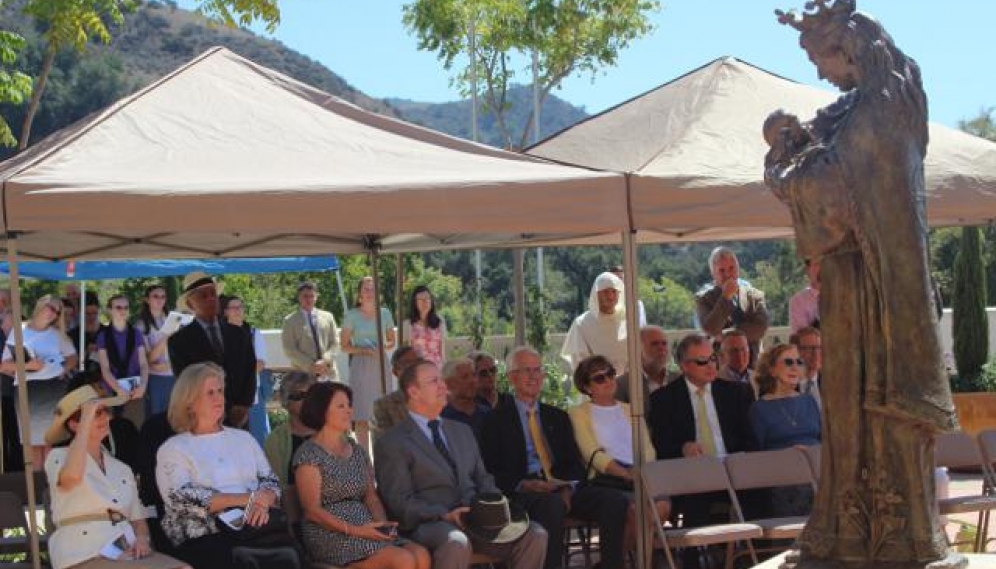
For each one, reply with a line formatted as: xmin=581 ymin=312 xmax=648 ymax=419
xmin=45 ymin=385 xmax=128 ymax=445
xmin=464 ymin=493 xmax=530 ymax=544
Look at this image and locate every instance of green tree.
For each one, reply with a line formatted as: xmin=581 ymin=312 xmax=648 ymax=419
xmin=952 ymin=225 xmax=989 ymax=384
xmin=403 ymin=0 xmax=659 ymax=149
xmin=640 ymin=276 xmax=695 ymax=330
xmin=14 ymin=0 xmax=280 ymax=150
xmin=0 ymin=29 xmax=32 ymax=146
xmin=960 ymin=107 xmax=996 ymax=141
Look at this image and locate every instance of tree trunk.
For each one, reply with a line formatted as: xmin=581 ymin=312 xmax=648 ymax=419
xmin=18 ymin=47 xmax=56 ymax=151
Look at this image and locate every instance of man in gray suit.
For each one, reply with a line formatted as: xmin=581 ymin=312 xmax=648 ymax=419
xmin=281 ymin=281 xmax=339 ymax=379
xmin=375 ymin=359 xmax=547 ymax=569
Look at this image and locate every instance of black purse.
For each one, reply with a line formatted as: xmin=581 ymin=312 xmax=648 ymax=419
xmin=216 ymin=507 xmax=294 ymax=547
xmin=582 ymin=448 xmax=634 ymax=492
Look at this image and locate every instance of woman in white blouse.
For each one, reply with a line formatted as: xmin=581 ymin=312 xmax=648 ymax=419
xmin=44 ymin=385 xmax=188 ymax=569
xmin=1 ymin=295 xmax=78 ymax=460
xmin=155 ymin=362 xmax=299 ymax=569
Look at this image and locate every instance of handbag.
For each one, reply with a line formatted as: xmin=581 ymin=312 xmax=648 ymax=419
xmin=582 ymin=448 xmax=634 ymax=492
xmin=216 ymin=506 xmax=294 ymax=547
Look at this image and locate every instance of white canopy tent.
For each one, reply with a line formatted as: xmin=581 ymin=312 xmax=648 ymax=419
xmin=0 ymin=47 xmax=628 ymax=260
xmin=0 ymin=47 xmax=642 ymax=569
xmin=529 ymin=56 xmax=996 ymax=241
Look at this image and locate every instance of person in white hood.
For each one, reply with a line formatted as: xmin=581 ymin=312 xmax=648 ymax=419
xmin=560 ymin=272 xmax=628 ymax=374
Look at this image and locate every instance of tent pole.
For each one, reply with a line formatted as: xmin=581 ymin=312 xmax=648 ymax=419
xmin=513 ymin=249 xmax=526 ymax=346
xmin=5 ymin=233 xmax=42 ymax=569
xmin=395 ymin=254 xmax=405 ymax=348
xmin=335 ymin=269 xmax=348 ymax=316
xmin=366 ymin=244 xmax=389 ymax=397
xmin=622 ymin=229 xmax=650 ymax=569
xmin=78 ymin=280 xmax=86 ymax=370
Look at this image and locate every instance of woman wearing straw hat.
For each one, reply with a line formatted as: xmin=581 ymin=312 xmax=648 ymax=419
xmin=44 ymin=385 xmax=189 ymax=569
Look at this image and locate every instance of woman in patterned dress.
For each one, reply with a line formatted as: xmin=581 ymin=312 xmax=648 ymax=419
xmin=293 ymin=382 xmax=429 ymax=569
xmin=402 ymin=286 xmax=446 ymax=367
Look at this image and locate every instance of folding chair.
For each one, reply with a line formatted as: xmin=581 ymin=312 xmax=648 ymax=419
xmin=801 ymin=445 xmax=821 ymax=486
xmin=723 ymin=449 xmax=816 ymax=544
xmin=563 ymin=516 xmax=596 ymax=568
xmin=934 ymin=431 xmax=996 ymax=552
xmin=643 ymin=456 xmax=762 ymax=569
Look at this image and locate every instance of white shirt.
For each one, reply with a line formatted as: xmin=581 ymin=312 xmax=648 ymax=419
xmin=157 ymin=428 xmax=272 ymax=496
xmin=590 ymin=403 xmax=633 ymax=465
xmin=560 ymin=311 xmax=628 ymax=373
xmin=45 ymin=448 xmax=145 ymax=569
xmin=684 ymin=379 xmax=728 ymax=457
xmin=3 ymin=325 xmax=75 ymax=383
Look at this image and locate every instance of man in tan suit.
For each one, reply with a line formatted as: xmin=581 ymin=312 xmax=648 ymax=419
xmin=281 ymin=281 xmax=339 ymax=379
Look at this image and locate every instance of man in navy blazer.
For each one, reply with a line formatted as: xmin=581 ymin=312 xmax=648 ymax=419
xmin=479 ymin=346 xmax=630 ymax=569
xmin=168 ymin=273 xmax=256 ymax=427
xmin=375 ymin=359 xmax=547 ymax=569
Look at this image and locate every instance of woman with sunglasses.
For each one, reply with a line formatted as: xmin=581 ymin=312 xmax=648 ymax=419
xmin=749 ymin=344 xmax=821 ymax=517
xmin=1 ymin=295 xmax=78 ymax=458
xmin=568 ymin=355 xmax=670 ymax=556
xmin=96 ymin=294 xmax=149 ymax=429
xmin=263 ymin=370 xmax=317 ymax=491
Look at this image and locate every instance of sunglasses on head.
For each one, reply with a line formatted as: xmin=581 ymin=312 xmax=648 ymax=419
xmin=286 ymin=391 xmax=308 ymax=402
xmin=782 ymin=358 xmax=805 ymax=367
xmin=588 ymin=368 xmax=617 ymax=385
xmin=685 ymin=354 xmax=719 ymax=366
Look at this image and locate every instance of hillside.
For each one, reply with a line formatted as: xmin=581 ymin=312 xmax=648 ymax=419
xmin=389 ymin=85 xmax=589 ymax=148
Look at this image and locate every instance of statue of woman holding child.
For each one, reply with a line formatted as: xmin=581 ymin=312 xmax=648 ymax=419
xmin=765 ymin=1 xmax=961 ymax=566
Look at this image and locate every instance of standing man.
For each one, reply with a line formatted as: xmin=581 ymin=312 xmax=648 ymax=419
xmin=168 ymin=272 xmax=256 ymax=427
xmin=375 ymin=359 xmax=547 ymax=569
xmin=791 ymin=327 xmax=823 ymax=412
xmin=480 ymin=346 xmax=630 ymax=569
xmin=561 ymin=272 xmax=628 ymax=374
xmin=695 ymin=247 xmax=769 ymax=364
xmin=789 ymin=259 xmax=821 ymax=333
xmin=717 ymin=330 xmax=756 ymax=396
xmin=616 ymin=325 xmax=678 ymax=405
xmin=281 ymin=281 xmax=339 ymax=380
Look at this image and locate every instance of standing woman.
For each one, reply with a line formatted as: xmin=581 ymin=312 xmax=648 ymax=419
xmin=44 ymin=385 xmax=189 ymax=569
xmin=1 ymin=295 xmax=78 ymax=465
xmin=402 ymin=286 xmax=446 ymax=368
xmin=135 ymin=284 xmax=175 ymax=417
xmin=340 ymin=276 xmax=395 ymax=452
xmin=221 ymin=295 xmax=270 ymax=446
xmin=96 ymin=294 xmax=149 ymax=429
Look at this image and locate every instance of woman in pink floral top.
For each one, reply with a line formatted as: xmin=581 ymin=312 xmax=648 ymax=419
xmin=401 ymin=286 xmax=446 ymax=367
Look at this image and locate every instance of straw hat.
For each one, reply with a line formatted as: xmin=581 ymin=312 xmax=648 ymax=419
xmin=44 ymin=385 xmax=128 ymax=445
xmin=177 ymin=271 xmax=224 ymax=312
xmin=463 ymin=493 xmax=530 ymax=544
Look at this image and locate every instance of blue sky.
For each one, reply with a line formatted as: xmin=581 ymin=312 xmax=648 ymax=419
xmin=181 ymin=0 xmax=993 ymax=129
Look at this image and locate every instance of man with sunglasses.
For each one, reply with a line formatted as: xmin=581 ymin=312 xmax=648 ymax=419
xmin=648 ymin=334 xmax=756 ymax=568
xmin=479 ymin=346 xmax=630 ymax=569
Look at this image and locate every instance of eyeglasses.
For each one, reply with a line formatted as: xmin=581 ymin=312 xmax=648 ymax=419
xmin=782 ymin=358 xmax=805 ymax=367
xmin=684 ymin=354 xmax=719 ymax=366
xmin=476 ymin=366 xmax=498 ymax=377
xmin=588 ymin=368 xmax=617 ymax=385
xmin=286 ymin=391 xmax=308 ymax=402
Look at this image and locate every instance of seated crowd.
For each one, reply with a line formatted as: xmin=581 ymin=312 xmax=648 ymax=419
xmin=2 ymin=250 xmax=829 ymax=569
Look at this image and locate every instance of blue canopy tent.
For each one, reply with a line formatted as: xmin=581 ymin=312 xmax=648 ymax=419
xmin=0 ymin=255 xmax=339 ymax=280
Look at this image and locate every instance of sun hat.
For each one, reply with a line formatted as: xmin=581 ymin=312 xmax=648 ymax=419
xmin=177 ymin=271 xmax=224 ymax=312
xmin=463 ymin=493 xmax=530 ymax=544
xmin=44 ymin=385 xmax=128 ymax=445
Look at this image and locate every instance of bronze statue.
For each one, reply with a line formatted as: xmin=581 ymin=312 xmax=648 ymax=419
xmin=765 ymin=1 xmax=963 ymax=567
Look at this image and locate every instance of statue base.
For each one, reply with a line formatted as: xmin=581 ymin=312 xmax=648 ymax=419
xmin=765 ymin=550 xmax=973 ymax=569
